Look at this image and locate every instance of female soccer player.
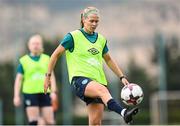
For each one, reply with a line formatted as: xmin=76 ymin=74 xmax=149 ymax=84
xmin=44 ymin=7 xmax=138 ymax=125
xmin=13 ymin=35 xmax=57 ymax=125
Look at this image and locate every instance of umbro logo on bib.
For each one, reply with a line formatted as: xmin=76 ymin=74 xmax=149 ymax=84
xmin=88 ymin=48 xmax=99 ymax=55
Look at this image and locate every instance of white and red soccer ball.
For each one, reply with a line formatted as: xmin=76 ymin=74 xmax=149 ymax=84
xmin=121 ymin=83 xmax=144 ymax=106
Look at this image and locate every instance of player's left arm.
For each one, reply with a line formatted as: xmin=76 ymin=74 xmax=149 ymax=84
xmin=50 ymin=71 xmax=58 ymax=111
xmin=50 ymin=71 xmax=58 ymax=99
xmin=50 ymin=71 xmax=57 ymax=93
xmin=103 ymin=52 xmax=129 ymax=85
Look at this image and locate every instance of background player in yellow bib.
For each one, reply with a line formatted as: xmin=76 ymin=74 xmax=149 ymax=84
xmin=44 ymin=7 xmax=139 ymax=125
xmin=13 ymin=35 xmax=57 ymax=125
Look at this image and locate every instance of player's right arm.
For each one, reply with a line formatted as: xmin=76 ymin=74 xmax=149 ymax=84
xmin=44 ymin=45 xmax=65 ymax=93
xmin=13 ymin=73 xmax=23 ymax=107
xmin=44 ymin=33 xmax=73 ymax=93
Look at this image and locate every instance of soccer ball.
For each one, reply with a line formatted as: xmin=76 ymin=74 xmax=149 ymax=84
xmin=121 ymin=83 xmax=143 ymax=106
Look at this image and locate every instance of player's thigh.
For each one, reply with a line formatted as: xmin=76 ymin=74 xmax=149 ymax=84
xmin=41 ymin=106 xmax=55 ymax=124
xmin=87 ymin=103 xmax=104 ymax=125
xmin=85 ymin=81 xmax=110 ymax=98
xmin=26 ymin=107 xmax=40 ymax=121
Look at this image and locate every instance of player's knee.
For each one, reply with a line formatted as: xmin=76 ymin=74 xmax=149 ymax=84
xmin=29 ymin=120 xmax=38 ymax=125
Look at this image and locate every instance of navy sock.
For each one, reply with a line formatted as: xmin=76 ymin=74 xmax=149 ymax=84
xmin=107 ymin=99 xmax=124 ymax=116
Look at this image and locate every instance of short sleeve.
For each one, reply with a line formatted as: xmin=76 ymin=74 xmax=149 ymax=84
xmin=60 ymin=33 xmax=74 ymax=51
xmin=102 ymin=41 xmax=109 ymax=55
xmin=17 ymin=63 xmax=24 ymax=74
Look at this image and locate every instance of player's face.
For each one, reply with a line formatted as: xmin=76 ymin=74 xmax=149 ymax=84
xmin=28 ymin=38 xmax=43 ymax=55
xmin=83 ymin=14 xmax=99 ymax=33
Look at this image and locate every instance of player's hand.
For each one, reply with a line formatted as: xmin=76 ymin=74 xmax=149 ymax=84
xmin=44 ymin=76 xmax=51 ymax=94
xmin=13 ymin=95 xmax=21 ymax=107
xmin=122 ymin=78 xmax=129 ymax=85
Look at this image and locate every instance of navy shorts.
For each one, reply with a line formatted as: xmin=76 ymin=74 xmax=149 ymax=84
xmin=23 ymin=93 xmax=51 ymax=108
xmin=71 ymin=76 xmax=104 ymax=105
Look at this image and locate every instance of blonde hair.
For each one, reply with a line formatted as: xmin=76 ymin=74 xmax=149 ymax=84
xmin=28 ymin=34 xmax=44 ymax=53
xmin=28 ymin=34 xmax=42 ymax=44
xmin=80 ymin=7 xmax=100 ymax=28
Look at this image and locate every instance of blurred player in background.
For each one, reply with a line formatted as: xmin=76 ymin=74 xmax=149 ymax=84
xmin=13 ymin=35 xmax=58 ymax=125
xmin=44 ymin=7 xmax=138 ymax=125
